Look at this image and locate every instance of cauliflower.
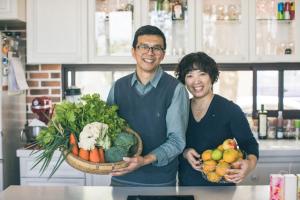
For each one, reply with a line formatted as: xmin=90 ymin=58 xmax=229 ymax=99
xmin=78 ymin=122 xmax=110 ymax=150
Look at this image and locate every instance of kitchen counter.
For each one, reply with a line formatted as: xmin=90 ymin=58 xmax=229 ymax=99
xmin=258 ymin=139 xmax=300 ymax=156
xmin=16 ymin=140 xmax=300 ymax=186
xmin=0 ymin=185 xmax=269 ymax=200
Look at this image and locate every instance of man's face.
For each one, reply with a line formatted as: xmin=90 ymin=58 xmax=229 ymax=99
xmin=132 ymin=35 xmax=165 ymax=73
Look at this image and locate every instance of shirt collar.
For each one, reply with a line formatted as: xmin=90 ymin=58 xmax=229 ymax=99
xmin=131 ymin=67 xmax=163 ymax=88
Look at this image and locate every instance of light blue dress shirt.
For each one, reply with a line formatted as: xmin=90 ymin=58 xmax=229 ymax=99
xmin=107 ymin=67 xmax=189 ymax=167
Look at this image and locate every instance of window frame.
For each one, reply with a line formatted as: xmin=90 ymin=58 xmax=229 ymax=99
xmin=62 ymin=62 xmax=300 ymax=119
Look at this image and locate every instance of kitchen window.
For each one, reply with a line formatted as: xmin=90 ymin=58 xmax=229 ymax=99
xmin=62 ymin=63 xmax=300 ymax=118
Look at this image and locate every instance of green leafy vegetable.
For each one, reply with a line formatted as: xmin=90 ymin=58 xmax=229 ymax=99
xmin=33 ymin=93 xmax=127 ymax=177
xmin=114 ymin=132 xmax=137 ymax=151
xmin=105 ymin=146 xmax=128 ymax=163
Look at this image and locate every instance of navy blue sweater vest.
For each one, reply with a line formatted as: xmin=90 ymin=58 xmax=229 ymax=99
xmin=113 ymin=72 xmax=179 ymax=184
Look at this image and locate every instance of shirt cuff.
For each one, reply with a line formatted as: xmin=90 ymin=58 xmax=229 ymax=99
xmin=151 ymin=148 xmax=169 ymax=167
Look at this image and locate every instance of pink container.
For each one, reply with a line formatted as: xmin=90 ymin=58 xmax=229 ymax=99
xmin=297 ymin=174 xmax=300 ymax=200
xmin=270 ymin=174 xmax=284 ymax=200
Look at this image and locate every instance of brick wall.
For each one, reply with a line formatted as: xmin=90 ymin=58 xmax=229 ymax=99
xmin=26 ymin=64 xmax=62 ymax=122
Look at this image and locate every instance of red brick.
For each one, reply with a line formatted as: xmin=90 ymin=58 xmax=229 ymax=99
xmin=26 ymin=65 xmax=39 ymax=71
xmin=41 ymin=81 xmax=60 ymax=87
xmin=51 ymin=73 xmax=61 ymax=78
xmin=26 ymin=96 xmax=37 ymax=104
xmin=51 ymin=97 xmax=61 ymax=103
xmin=29 ymin=73 xmax=49 ymax=79
xmin=41 ymin=64 xmax=61 ymax=71
xmin=30 ymin=89 xmax=49 ymax=95
xmin=51 ymin=89 xmax=61 ymax=95
xmin=2 ymin=86 xmax=8 ymax=91
xmin=27 ymin=80 xmax=39 ymax=87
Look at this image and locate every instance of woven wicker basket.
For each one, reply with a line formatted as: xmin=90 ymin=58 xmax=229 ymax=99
xmin=63 ymin=127 xmax=143 ymax=174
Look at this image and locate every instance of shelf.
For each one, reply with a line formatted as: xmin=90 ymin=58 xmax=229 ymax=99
xmin=256 ymin=19 xmax=295 ymax=24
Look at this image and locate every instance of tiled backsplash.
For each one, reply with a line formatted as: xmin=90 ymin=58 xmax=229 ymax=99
xmin=26 ymin=64 xmax=62 ymax=122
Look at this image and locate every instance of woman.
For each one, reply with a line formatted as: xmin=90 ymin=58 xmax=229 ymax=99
xmin=175 ymin=52 xmax=259 ymax=186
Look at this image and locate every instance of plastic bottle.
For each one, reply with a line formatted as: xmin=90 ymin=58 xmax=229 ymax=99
xmin=258 ymin=104 xmax=268 ymax=139
xmin=276 ymin=111 xmax=284 ymax=139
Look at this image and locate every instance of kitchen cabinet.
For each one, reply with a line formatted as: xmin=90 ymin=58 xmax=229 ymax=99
xmin=239 ymin=140 xmax=300 ymax=185
xmin=88 ymin=0 xmax=195 ymax=64
xmin=26 ymin=0 xmax=87 ymax=64
xmin=85 ymin=174 xmax=111 ymax=186
xmin=0 ymin=0 xmax=26 ymax=21
xmin=196 ymin=0 xmax=249 ymax=63
xmin=17 ymin=149 xmax=86 ymax=186
xmin=26 ymin=0 xmax=300 ymax=64
xmin=249 ymin=0 xmax=300 ymax=62
xmin=241 ymin=155 xmax=300 ymax=185
xmin=88 ymin=0 xmax=139 ymax=64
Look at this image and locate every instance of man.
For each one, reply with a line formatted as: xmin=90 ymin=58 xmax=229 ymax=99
xmin=106 ymin=25 xmax=189 ymax=186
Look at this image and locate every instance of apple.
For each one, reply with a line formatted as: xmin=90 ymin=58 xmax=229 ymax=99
xmin=222 ymin=139 xmax=237 ymax=150
xmin=211 ymin=149 xmax=223 ymax=161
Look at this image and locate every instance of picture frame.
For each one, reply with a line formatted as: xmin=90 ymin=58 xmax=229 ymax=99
xmin=172 ymin=1 xmax=184 ymax=20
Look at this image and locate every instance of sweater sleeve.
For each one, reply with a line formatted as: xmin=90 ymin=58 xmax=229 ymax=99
xmin=229 ymin=104 xmax=259 ymax=160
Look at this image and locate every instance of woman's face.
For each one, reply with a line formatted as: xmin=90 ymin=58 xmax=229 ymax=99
xmin=184 ymin=69 xmax=213 ymax=99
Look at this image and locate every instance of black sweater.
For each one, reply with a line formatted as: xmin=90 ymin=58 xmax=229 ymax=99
xmin=178 ymin=94 xmax=259 ymax=186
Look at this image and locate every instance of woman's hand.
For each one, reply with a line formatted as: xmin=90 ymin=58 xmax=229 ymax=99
xmin=224 ymin=155 xmax=257 ymax=184
xmin=183 ymin=148 xmax=202 ymax=171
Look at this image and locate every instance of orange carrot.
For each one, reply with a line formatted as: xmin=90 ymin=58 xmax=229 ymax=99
xmin=69 ymin=133 xmax=79 ymax=156
xmin=98 ymin=147 xmax=105 ymax=163
xmin=89 ymin=148 xmax=100 ymax=163
xmin=79 ymin=148 xmax=89 ymax=161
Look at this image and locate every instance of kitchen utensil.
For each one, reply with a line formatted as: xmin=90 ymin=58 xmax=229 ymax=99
xmin=65 ymin=86 xmax=81 ymax=103
xmin=21 ymin=126 xmax=45 ymax=142
xmin=31 ymin=96 xmax=52 ymax=124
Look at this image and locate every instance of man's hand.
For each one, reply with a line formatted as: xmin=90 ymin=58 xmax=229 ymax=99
xmin=111 ymin=154 xmax=156 ymax=176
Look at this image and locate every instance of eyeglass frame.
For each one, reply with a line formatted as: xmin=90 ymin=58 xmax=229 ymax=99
xmin=135 ymin=44 xmax=165 ymax=55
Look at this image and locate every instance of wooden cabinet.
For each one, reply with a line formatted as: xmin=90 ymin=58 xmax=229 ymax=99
xmin=26 ymin=0 xmax=87 ymax=64
xmin=17 ymin=149 xmax=86 ymax=186
xmin=0 ymin=0 xmax=26 ymax=21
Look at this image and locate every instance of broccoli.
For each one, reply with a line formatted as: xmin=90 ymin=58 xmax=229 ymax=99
xmin=113 ymin=132 xmax=137 ymax=151
xmin=105 ymin=146 xmax=128 ymax=163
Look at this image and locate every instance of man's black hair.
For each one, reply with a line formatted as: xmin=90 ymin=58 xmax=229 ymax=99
xmin=132 ymin=25 xmax=166 ymax=50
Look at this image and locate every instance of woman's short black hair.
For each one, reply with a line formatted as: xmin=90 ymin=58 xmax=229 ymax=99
xmin=132 ymin=25 xmax=166 ymax=50
xmin=175 ymin=52 xmax=219 ymax=84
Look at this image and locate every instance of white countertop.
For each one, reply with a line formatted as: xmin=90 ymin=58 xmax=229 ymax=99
xmin=0 ymin=185 xmax=269 ymax=200
xmin=258 ymin=139 xmax=300 ymax=156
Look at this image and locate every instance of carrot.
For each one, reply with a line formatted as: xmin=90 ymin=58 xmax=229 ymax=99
xmin=98 ymin=147 xmax=105 ymax=163
xmin=79 ymin=148 xmax=89 ymax=161
xmin=69 ymin=133 xmax=79 ymax=156
xmin=89 ymin=148 xmax=100 ymax=163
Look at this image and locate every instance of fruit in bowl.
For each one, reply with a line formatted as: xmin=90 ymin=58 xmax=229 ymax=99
xmin=199 ymin=138 xmax=244 ymax=183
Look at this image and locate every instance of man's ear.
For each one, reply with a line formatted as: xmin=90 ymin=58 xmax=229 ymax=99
xmin=131 ymin=47 xmax=136 ymax=58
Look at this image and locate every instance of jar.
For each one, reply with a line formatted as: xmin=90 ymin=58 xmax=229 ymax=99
xmin=65 ymin=86 xmax=81 ymax=103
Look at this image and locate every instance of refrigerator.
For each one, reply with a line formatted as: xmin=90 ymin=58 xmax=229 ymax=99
xmin=0 ymin=32 xmax=27 ymax=191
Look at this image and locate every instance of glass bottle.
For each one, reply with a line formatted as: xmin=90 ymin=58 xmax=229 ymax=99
xmin=258 ymin=104 xmax=268 ymax=139
xmin=276 ymin=110 xmax=284 ymax=139
xmin=295 ymin=119 xmax=300 ymax=140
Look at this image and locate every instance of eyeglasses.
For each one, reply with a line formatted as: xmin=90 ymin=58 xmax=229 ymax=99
xmin=136 ymin=44 xmax=165 ymax=55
